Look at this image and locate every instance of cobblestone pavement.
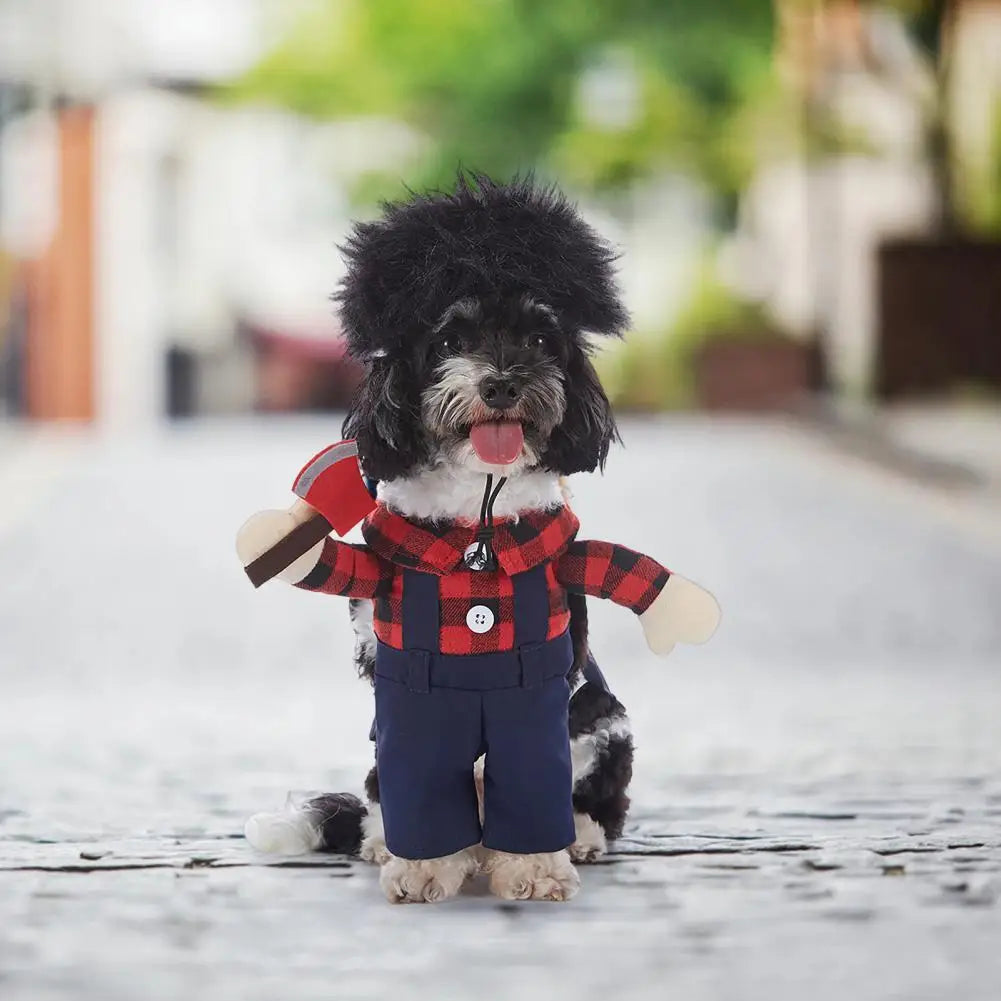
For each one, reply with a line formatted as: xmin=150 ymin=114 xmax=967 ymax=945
xmin=1 ymin=417 xmax=999 ymax=1001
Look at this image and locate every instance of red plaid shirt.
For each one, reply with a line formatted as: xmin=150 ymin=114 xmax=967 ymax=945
xmin=297 ymin=504 xmax=670 ymax=655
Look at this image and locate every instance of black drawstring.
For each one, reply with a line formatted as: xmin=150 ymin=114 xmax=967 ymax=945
xmin=466 ymin=474 xmax=507 ymax=570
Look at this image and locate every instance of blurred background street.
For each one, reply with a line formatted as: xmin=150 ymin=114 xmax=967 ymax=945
xmin=1 ymin=417 xmax=1000 ymax=1000
xmin=1 ymin=1 xmax=999 ymax=998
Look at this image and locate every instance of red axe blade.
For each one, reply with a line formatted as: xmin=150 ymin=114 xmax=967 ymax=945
xmin=243 ymin=440 xmax=377 ymax=588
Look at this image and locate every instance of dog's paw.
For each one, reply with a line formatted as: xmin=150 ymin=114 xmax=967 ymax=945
xmin=568 ymin=813 xmax=607 ymax=864
xmin=483 ymin=849 xmax=580 ymax=901
xmin=379 ymin=847 xmax=479 ymax=904
xmin=359 ymin=806 xmax=390 ymax=865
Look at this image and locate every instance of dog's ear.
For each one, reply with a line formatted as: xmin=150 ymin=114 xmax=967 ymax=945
xmin=342 ymin=357 xmax=429 ymax=481
xmin=541 ymin=345 xmax=619 ymax=475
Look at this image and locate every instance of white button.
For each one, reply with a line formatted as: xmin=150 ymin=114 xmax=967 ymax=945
xmin=463 ymin=542 xmax=490 ymax=571
xmin=466 ymin=605 xmax=495 ymax=634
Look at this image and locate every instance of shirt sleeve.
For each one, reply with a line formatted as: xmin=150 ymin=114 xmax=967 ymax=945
xmin=294 ymin=539 xmax=392 ymax=598
xmin=555 ymin=540 xmax=670 ymax=615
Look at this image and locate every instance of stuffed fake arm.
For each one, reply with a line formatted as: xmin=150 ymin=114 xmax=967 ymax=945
xmin=555 ymin=540 xmax=720 ymax=656
xmin=236 ymin=501 xmax=391 ymax=597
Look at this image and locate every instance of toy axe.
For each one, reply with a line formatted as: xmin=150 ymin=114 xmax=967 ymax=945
xmin=243 ymin=440 xmax=377 ymax=589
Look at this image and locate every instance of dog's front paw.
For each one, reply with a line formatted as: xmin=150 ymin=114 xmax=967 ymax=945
xmin=379 ymin=848 xmax=479 ymax=904
xmin=483 ymin=849 xmax=580 ymax=901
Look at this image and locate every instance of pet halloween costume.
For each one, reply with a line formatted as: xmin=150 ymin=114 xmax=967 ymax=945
xmin=295 ymin=489 xmax=674 ymax=859
xmin=236 ymin=176 xmax=720 ymax=890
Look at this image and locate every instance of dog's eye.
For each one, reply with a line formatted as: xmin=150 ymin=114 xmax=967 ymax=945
xmin=533 ymin=334 xmax=548 ymax=350
xmin=441 ymin=335 xmax=459 ymax=355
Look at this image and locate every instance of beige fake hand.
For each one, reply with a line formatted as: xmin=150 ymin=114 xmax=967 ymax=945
xmin=639 ymin=575 xmax=721 ymax=657
xmin=235 ymin=500 xmax=323 ymax=584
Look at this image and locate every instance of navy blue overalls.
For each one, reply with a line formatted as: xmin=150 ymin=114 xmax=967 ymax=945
xmin=373 ymin=564 xmax=576 ymax=860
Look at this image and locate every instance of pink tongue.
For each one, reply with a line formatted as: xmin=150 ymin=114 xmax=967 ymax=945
xmin=469 ymin=422 xmax=525 ymax=465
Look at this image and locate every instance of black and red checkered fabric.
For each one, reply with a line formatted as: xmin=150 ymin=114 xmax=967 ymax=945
xmin=296 ymin=504 xmax=670 ymax=654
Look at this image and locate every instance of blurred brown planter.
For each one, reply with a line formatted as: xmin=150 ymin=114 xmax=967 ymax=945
xmin=876 ymin=239 xmax=1001 ymax=400
xmin=248 ymin=326 xmax=364 ymax=412
xmin=692 ymin=333 xmax=814 ymax=411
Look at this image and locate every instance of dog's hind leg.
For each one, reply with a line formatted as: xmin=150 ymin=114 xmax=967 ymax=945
xmin=358 ymin=763 xmax=390 ymax=864
xmin=568 ymin=682 xmax=634 ymax=863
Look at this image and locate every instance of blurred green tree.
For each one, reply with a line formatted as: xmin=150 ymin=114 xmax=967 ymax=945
xmin=227 ymin=0 xmax=775 ymax=207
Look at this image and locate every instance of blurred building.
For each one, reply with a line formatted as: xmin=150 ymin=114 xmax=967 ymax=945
xmin=0 ymin=0 xmax=408 ymax=425
xmin=730 ymin=0 xmax=1001 ymax=397
xmin=2 ymin=1 xmax=998 ymax=422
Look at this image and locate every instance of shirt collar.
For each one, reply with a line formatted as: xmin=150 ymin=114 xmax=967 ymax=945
xmin=362 ymin=503 xmax=580 ymax=576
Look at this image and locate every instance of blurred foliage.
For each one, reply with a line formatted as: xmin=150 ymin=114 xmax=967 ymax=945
xmin=227 ymin=0 xmax=776 ymax=205
xmin=670 ymin=257 xmax=774 ymax=346
xmin=956 ymin=97 xmax=1001 ymax=236
xmin=598 ymin=252 xmax=780 ymax=411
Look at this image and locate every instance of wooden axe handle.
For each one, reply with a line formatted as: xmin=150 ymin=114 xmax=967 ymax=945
xmin=244 ymin=513 xmax=332 ymax=589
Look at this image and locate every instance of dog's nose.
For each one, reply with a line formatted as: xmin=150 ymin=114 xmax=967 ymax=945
xmin=479 ymin=375 xmax=522 ymax=410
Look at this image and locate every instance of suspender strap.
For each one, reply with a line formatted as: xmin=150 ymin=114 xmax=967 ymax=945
xmin=512 ymin=564 xmax=549 ymax=646
xmin=398 ymin=569 xmax=439 ymax=695
xmin=401 ymin=569 xmax=440 ymax=652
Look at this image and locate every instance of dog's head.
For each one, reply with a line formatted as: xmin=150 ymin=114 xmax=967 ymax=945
xmin=338 ymin=175 xmax=629 ymax=482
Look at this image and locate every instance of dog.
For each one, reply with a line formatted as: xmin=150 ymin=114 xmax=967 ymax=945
xmin=237 ymin=175 xmax=718 ymax=903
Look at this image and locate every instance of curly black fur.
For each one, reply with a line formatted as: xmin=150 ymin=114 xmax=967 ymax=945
xmin=342 ymin=356 xmax=432 ymax=482
xmin=338 ymin=174 xmax=626 ymax=480
xmin=572 ymin=735 xmax=633 ymax=841
xmin=540 ymin=347 xmax=620 ymax=475
xmin=337 ymin=173 xmax=629 ymax=359
xmin=568 ymin=683 xmax=634 ymax=841
xmin=304 ymin=793 xmax=367 ymax=855
xmin=567 ymin=681 xmax=628 ymax=739
xmin=364 ymin=763 xmax=380 ymax=805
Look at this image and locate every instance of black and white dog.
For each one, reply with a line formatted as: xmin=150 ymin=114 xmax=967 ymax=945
xmin=238 ymin=176 xmax=716 ymax=902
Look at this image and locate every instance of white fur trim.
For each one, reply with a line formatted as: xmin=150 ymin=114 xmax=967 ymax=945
xmin=640 ymin=574 xmax=722 ymax=655
xmin=482 ymin=849 xmax=580 ymax=901
xmin=379 ymin=846 xmax=480 ymax=904
xmin=378 ymin=466 xmax=562 ymax=524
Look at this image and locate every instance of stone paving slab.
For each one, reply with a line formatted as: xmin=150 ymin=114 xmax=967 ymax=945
xmin=1 ymin=417 xmax=999 ymax=1001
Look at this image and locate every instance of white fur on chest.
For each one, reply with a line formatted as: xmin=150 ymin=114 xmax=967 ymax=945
xmin=377 ymin=466 xmax=563 ymax=523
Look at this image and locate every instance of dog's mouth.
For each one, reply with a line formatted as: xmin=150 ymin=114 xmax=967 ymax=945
xmin=467 ymin=421 xmax=525 ymax=465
